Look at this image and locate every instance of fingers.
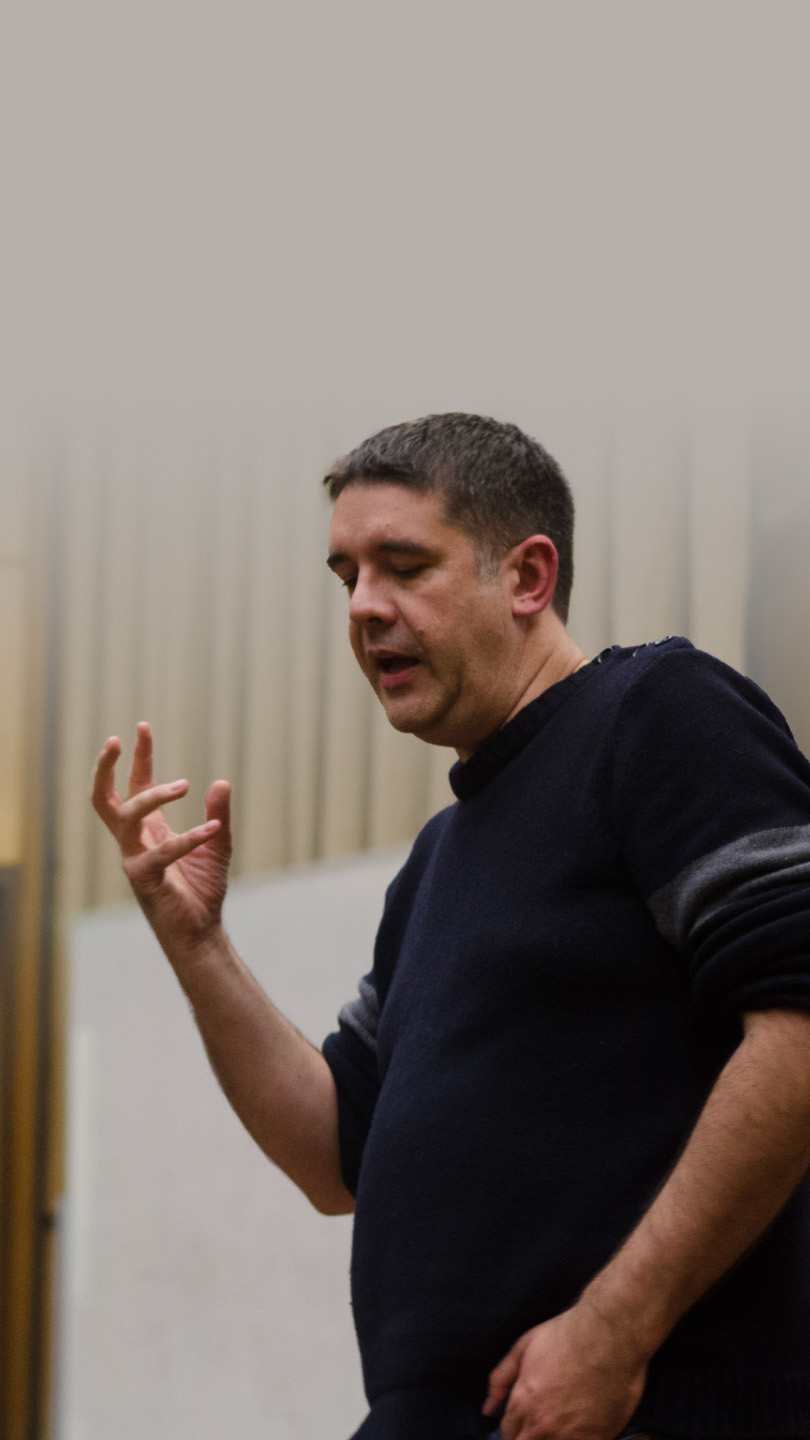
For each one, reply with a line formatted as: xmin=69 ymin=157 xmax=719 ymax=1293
xmin=93 ymin=724 xmax=232 ymax=874
xmin=93 ymin=724 xmax=186 ymax=831
xmin=92 ymin=737 xmax=124 ymax=825
xmin=128 ymin=720 xmax=154 ymax=795
xmin=204 ymin=780 xmax=233 ymax=858
xmin=483 ymin=1337 xmax=527 ymax=1417
xmin=123 ymin=818 xmax=221 ymax=890
xmin=116 ymin=779 xmax=190 ymax=851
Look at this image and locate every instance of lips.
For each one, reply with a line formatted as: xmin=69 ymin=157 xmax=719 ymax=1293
xmin=369 ymin=649 xmax=422 ymax=689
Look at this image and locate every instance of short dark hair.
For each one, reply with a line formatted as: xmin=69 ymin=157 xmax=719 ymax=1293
xmin=323 ymin=413 xmax=575 ymax=623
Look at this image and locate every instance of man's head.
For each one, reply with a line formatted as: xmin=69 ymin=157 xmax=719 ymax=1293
xmin=323 ymin=412 xmax=574 ymax=623
xmin=324 ymin=415 xmax=580 ymax=758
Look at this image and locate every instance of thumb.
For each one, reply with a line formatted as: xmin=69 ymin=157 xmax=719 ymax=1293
xmin=483 ymin=1333 xmax=530 ymax=1416
xmin=205 ymin=780 xmax=233 ymax=858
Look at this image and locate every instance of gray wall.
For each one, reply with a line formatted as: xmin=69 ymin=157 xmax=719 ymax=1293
xmin=60 ymin=846 xmax=409 ymax=1440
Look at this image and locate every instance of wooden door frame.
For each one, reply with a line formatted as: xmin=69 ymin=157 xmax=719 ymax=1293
xmin=1 ymin=452 xmax=63 ymax=1440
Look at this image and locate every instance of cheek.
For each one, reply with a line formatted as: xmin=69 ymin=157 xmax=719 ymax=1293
xmin=348 ymin=622 xmax=369 ymax=673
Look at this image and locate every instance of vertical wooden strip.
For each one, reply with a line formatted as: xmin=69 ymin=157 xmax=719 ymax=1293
xmin=92 ymin=440 xmax=147 ymax=907
xmin=747 ymin=429 xmax=810 ymax=754
xmin=611 ymin=436 xmax=688 ymax=645
xmin=0 ymin=437 xmax=37 ymax=1440
xmin=687 ymin=438 xmax=751 ymax=672
xmin=318 ymin=580 xmax=374 ymax=859
xmin=205 ymin=440 xmax=251 ymax=871
xmin=367 ymin=709 xmax=431 ymax=850
xmin=0 ymin=868 xmax=21 ymax=1414
xmin=5 ymin=437 xmax=60 ymax=1440
xmin=425 ymin=743 xmax=455 ymax=819
xmin=0 ymin=431 xmax=31 ymax=868
xmin=0 ymin=429 xmax=30 ymax=559
xmin=25 ymin=445 xmax=62 ymax=1440
xmin=286 ymin=443 xmax=333 ymax=865
xmin=0 ymin=568 xmax=26 ymax=865
xmin=137 ymin=440 xmax=212 ymax=849
xmin=557 ymin=436 xmax=612 ymax=660
xmin=56 ymin=434 xmax=107 ymax=914
xmin=238 ymin=442 xmax=293 ymax=874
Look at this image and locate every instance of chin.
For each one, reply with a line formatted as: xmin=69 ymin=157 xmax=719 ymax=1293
xmin=381 ymin=708 xmax=425 ymax=736
xmin=378 ymin=699 xmax=429 ymax=737
xmin=385 ymin=710 xmax=455 ymax=748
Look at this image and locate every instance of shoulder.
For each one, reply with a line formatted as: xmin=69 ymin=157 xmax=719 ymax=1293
xmin=596 ymin=636 xmax=796 ymax=749
xmin=603 ymin=638 xmax=810 ymax=897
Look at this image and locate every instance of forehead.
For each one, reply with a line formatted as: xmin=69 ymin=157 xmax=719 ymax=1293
xmin=328 ymin=481 xmax=468 ymax=554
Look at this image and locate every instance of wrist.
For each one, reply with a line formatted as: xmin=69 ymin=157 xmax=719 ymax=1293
xmin=576 ymin=1265 xmax=671 ymax=1367
xmin=162 ymin=922 xmax=234 ymax=982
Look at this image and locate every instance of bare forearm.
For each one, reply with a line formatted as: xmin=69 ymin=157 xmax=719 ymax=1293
xmin=168 ymin=926 xmax=354 ymax=1215
xmin=92 ymin=734 xmax=352 ymax=1214
xmin=581 ymin=1008 xmax=810 ymax=1357
xmin=487 ymin=1009 xmax=810 ymax=1435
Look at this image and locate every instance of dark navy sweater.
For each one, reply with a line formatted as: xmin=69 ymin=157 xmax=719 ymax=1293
xmin=323 ymin=640 xmax=810 ymax=1439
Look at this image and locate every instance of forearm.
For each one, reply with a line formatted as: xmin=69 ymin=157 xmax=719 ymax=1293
xmin=167 ymin=925 xmax=354 ymax=1216
xmin=580 ymin=1007 xmax=810 ymax=1358
xmin=487 ymin=1008 xmax=810 ymax=1435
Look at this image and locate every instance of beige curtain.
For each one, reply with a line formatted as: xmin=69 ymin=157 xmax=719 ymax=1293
xmin=29 ymin=421 xmax=807 ymax=914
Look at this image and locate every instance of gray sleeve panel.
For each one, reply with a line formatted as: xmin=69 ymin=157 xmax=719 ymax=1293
xmin=648 ymin=824 xmax=810 ymax=951
xmin=337 ymin=973 xmax=380 ymax=1054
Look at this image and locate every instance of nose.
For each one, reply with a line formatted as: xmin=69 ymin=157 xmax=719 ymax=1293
xmin=348 ymin=569 xmax=397 ymax=627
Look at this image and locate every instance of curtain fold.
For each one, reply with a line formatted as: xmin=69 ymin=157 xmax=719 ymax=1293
xmin=38 ymin=423 xmax=808 ymax=914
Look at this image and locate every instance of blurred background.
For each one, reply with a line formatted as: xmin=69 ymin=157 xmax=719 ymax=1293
xmin=1 ymin=1 xmax=809 ymax=1436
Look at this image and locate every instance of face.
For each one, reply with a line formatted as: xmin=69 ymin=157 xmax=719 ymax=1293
xmin=327 ymin=483 xmax=523 ymax=757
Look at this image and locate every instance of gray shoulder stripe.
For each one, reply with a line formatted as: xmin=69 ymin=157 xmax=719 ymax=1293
xmin=648 ymin=825 xmax=810 ymax=950
xmin=338 ymin=974 xmax=380 ymax=1053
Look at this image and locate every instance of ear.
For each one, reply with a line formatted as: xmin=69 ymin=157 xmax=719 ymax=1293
xmin=509 ymin=535 xmax=559 ymax=618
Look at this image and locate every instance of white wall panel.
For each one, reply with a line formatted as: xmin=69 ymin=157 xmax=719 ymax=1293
xmin=62 ymin=849 xmax=407 ymax=1440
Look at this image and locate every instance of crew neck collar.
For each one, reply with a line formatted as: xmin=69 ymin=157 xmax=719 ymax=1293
xmin=448 ymin=646 xmax=616 ymax=801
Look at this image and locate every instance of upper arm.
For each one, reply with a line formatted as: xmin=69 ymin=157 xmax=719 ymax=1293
xmin=322 ymin=972 xmax=382 ymax=1197
xmin=610 ymin=647 xmax=810 ymax=1022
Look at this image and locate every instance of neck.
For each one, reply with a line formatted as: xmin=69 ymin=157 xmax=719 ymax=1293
xmin=505 ymin=629 xmax=588 ymax=724
xmin=454 ymin=625 xmax=588 ymax=762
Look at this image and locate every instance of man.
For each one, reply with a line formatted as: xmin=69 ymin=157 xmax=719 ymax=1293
xmin=93 ymin=413 xmax=810 ymax=1440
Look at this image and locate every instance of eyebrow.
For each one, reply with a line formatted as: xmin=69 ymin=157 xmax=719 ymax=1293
xmin=326 ymin=540 xmax=434 ymax=571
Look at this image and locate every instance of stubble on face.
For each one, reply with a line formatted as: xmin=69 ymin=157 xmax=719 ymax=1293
xmin=328 ymin=484 xmax=521 ymax=756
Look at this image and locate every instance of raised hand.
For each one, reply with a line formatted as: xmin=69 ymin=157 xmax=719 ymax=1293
xmin=92 ymin=721 xmax=232 ymax=957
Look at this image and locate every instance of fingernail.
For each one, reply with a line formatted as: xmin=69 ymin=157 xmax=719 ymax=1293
xmin=169 ymin=780 xmax=187 ymax=792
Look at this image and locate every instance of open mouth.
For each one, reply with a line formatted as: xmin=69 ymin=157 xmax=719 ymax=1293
xmin=373 ymin=652 xmax=422 ymax=689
